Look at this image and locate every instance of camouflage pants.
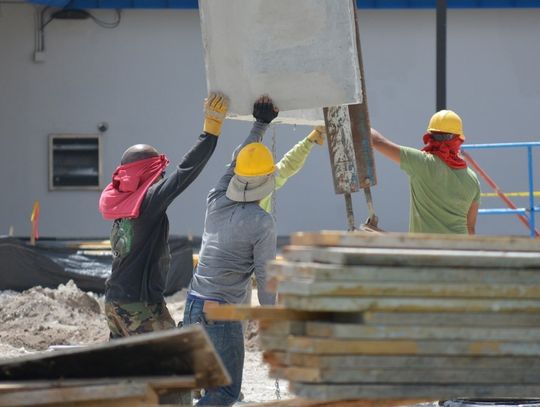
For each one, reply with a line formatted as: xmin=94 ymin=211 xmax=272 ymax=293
xmin=105 ymin=301 xmax=176 ymax=339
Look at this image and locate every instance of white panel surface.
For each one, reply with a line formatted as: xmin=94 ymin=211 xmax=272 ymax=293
xmin=199 ymin=0 xmax=362 ymax=122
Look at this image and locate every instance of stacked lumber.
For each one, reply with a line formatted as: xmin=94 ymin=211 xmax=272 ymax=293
xmin=0 ymin=326 xmax=229 ymax=406
xmin=0 ymin=376 xmax=195 ymax=407
xmin=214 ymin=231 xmax=540 ymax=402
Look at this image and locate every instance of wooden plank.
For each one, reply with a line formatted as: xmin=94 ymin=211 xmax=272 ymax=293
xmin=280 ymin=366 xmax=540 ymax=384
xmin=260 ymin=334 xmax=289 ymax=351
xmin=262 ymin=351 xmax=288 ymax=368
xmin=259 ymin=320 xmax=540 ymax=341
xmin=0 ymin=382 xmax=158 ymax=406
xmin=245 ymin=397 xmax=433 ymax=407
xmin=283 ymin=246 xmax=540 ymax=268
xmin=275 ymin=280 xmax=540 ymax=299
xmin=291 ymin=230 xmax=540 ymax=252
xmin=268 ymin=335 xmax=540 ymax=356
xmin=279 ymin=294 xmax=540 ymax=313
xmin=304 ymin=322 xmax=540 ymax=341
xmin=0 ymin=327 xmax=229 ymax=389
xmin=289 ymin=382 xmax=540 ymax=400
xmin=263 ymin=352 xmax=540 ymax=370
xmin=0 ymin=376 xmax=196 ymax=394
xmin=267 ymin=261 xmax=540 ymax=284
xmin=204 ymin=305 xmax=335 ymax=321
xmin=362 ymin=311 xmax=540 ymax=327
xmin=259 ymin=320 xmax=306 ymax=336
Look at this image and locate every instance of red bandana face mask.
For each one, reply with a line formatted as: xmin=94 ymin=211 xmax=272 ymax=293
xmin=98 ymin=154 xmax=169 ymax=220
xmin=422 ymin=133 xmax=467 ymax=169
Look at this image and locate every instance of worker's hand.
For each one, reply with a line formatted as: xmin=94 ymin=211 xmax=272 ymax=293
xmin=307 ymin=125 xmax=326 ymax=145
xmin=253 ymin=95 xmax=279 ymax=124
xmin=203 ymin=92 xmax=229 ymax=136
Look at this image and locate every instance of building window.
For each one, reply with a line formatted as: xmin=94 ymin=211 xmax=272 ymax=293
xmin=49 ymin=134 xmax=102 ymax=190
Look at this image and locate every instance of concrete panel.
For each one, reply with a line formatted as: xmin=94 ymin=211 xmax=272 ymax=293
xmin=199 ymin=0 xmax=362 ymax=122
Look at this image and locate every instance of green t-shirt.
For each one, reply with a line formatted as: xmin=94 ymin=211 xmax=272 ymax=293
xmin=400 ymin=146 xmax=481 ymax=234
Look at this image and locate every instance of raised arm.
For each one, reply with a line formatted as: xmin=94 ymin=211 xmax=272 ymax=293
xmin=211 ymin=95 xmax=279 ymax=196
xmin=276 ymin=126 xmax=325 ymax=186
xmin=143 ymin=93 xmax=228 ymax=212
xmin=371 ymin=127 xmax=402 ymax=165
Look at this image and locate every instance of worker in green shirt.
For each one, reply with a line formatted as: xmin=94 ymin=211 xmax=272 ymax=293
xmin=259 ymin=125 xmax=326 ymax=213
xmin=370 ymin=110 xmax=481 ymax=234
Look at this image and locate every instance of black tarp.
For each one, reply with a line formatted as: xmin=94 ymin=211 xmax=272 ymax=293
xmin=0 ymin=236 xmax=194 ymax=295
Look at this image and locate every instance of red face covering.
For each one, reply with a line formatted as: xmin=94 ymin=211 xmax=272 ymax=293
xmin=99 ymin=154 xmax=169 ymax=220
xmin=422 ymin=133 xmax=467 ymax=169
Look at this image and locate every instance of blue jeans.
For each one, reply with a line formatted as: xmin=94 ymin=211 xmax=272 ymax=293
xmin=183 ymin=297 xmax=244 ymax=406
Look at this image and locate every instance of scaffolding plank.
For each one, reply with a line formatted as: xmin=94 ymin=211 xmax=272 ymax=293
xmin=362 ymin=311 xmax=540 ymax=327
xmin=289 ymin=382 xmax=540 ymax=400
xmin=279 ymin=294 xmax=540 ymax=313
xmin=283 ymin=246 xmax=540 ymax=268
xmin=0 ymin=327 xmax=229 ymax=389
xmin=303 ymin=321 xmax=540 ymax=341
xmin=275 ymin=280 xmax=540 ymax=299
xmin=0 ymin=382 xmax=158 ymax=406
xmin=265 ymin=335 xmax=540 ymax=356
xmin=0 ymin=376 xmax=196 ymax=393
xmin=267 ymin=261 xmax=540 ymax=284
xmin=290 ymin=230 xmax=540 ymax=252
xmin=263 ymin=352 xmax=540 ymax=370
xmin=204 ymin=305 xmax=335 ymax=321
xmin=259 ymin=320 xmax=306 ymax=336
xmin=246 ymin=398 xmax=432 ymax=407
xmin=279 ymin=366 xmax=540 ymax=384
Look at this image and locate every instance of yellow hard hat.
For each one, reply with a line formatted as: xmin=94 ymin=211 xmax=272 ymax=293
xmin=427 ymin=110 xmax=465 ymax=140
xmin=234 ymin=142 xmax=275 ymax=177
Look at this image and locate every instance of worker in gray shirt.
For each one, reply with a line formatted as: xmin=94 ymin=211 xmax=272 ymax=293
xmin=184 ymin=95 xmax=279 ymax=406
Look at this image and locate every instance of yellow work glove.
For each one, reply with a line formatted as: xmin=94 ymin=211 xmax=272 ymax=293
xmin=307 ymin=125 xmax=326 ymax=145
xmin=203 ymin=92 xmax=229 ymax=136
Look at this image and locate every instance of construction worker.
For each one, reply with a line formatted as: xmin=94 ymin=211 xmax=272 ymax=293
xmin=371 ymin=110 xmax=480 ymax=234
xmin=98 ymin=92 xmax=229 ymax=339
xmin=183 ymin=96 xmax=279 ymax=406
xmin=239 ymin=126 xmax=326 ymax=310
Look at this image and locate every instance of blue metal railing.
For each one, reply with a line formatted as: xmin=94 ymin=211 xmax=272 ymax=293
xmin=461 ymin=141 xmax=540 ymax=238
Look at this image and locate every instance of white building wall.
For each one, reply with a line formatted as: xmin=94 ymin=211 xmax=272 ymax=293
xmin=0 ymin=4 xmax=538 ymax=238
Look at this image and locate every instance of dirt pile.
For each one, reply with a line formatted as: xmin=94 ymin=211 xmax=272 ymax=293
xmin=0 ymin=281 xmax=108 ymax=355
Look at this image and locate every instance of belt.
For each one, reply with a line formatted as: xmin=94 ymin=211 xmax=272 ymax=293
xmin=187 ymin=293 xmax=224 ymax=313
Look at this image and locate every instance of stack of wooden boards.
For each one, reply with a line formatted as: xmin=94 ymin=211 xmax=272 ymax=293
xmin=209 ymin=231 xmax=540 ymax=402
xmin=0 ymin=326 xmax=229 ymax=407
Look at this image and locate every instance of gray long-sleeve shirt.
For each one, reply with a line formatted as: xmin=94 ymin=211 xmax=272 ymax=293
xmin=188 ymin=122 xmax=276 ymax=305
